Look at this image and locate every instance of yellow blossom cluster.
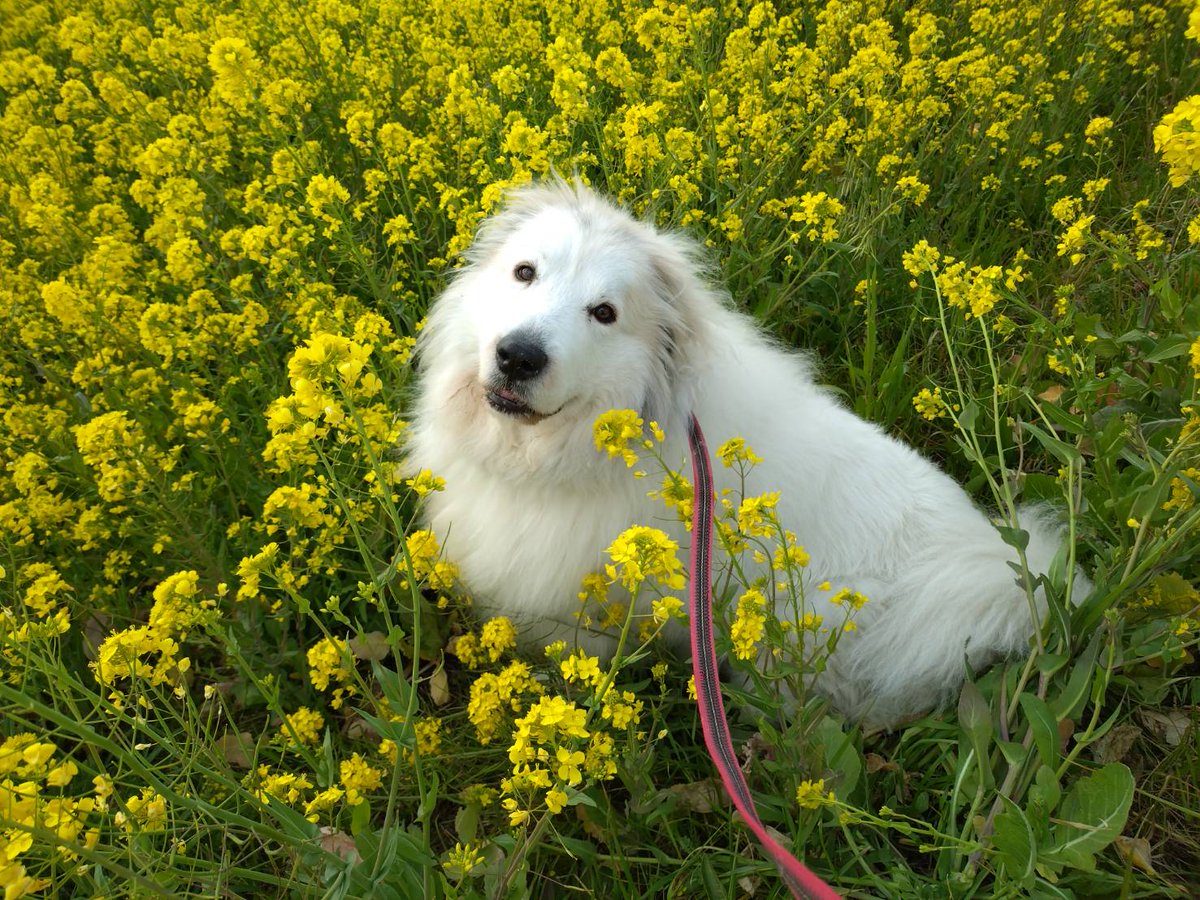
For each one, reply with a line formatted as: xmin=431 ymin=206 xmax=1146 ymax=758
xmin=593 ymin=409 xmax=646 ymax=468
xmin=306 ymin=636 xmax=356 ymax=709
xmin=604 ymin=526 xmax=686 ymax=592
xmin=912 ymin=387 xmax=953 ymax=421
xmin=0 ymin=0 xmax=1194 ymax=889
xmin=0 ymin=734 xmax=96 ymax=896
xmin=1154 ymin=96 xmax=1200 ymax=187
xmin=453 ymin=617 xmax=519 ymax=669
xmin=902 ymin=241 xmax=1027 ymax=318
xmin=92 ymin=570 xmax=216 ymax=705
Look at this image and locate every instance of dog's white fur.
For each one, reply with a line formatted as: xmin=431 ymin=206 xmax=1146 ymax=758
xmin=408 ymin=182 xmax=1069 ymax=727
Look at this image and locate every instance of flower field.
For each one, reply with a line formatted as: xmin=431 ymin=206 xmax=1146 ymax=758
xmin=1 ymin=0 xmax=1199 ymax=896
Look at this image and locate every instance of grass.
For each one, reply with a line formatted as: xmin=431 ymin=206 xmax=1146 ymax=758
xmin=1 ymin=0 xmax=1198 ymax=897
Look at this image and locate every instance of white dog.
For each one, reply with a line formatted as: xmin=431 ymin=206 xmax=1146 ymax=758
xmin=407 ymin=181 xmax=1072 ymax=727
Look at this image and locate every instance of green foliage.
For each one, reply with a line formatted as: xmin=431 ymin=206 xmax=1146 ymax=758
xmin=1 ymin=0 xmax=1199 ymax=897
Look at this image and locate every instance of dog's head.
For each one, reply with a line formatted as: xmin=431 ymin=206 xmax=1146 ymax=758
xmin=413 ymin=181 xmax=721 ymax=474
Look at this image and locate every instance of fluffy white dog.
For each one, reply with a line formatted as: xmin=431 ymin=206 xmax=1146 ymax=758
xmin=408 ymin=181 xmax=1070 ymax=726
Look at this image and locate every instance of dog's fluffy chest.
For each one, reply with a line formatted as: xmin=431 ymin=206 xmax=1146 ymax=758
xmin=423 ymin=460 xmax=663 ymax=647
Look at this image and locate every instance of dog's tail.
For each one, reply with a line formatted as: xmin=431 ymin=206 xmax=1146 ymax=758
xmin=826 ymin=504 xmax=1086 ymax=728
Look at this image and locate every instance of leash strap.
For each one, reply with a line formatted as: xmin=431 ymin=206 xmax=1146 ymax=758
xmin=686 ymin=414 xmax=840 ymax=900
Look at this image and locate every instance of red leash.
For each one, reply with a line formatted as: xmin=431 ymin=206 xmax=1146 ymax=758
xmin=687 ymin=414 xmax=841 ymax=900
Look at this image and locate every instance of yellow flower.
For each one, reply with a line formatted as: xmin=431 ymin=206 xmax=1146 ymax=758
xmin=443 ymin=842 xmax=486 ymax=882
xmin=208 ymin=37 xmax=261 ymax=109
xmin=555 ymin=747 xmax=586 ymax=785
xmin=280 ymin=707 xmax=325 ymax=747
xmin=830 ymin=588 xmax=870 ymax=610
xmin=913 ymin=386 xmax=951 ymax=421
xmin=545 ymin=787 xmax=569 ymax=814
xmin=601 ymin=690 xmax=644 ymax=729
xmin=895 ymin=175 xmax=930 ymax=205
xmin=736 ymin=492 xmax=780 ymax=538
xmin=303 ymin=787 xmax=345 ymax=823
xmin=902 ymin=240 xmax=942 ymax=283
xmin=116 ymin=788 xmax=167 ymax=832
xmin=256 ymin=767 xmax=315 ymax=806
xmin=593 ymin=409 xmax=645 ymax=467
xmin=604 ymin=526 xmax=686 ymax=591
xmin=716 ymin=437 xmax=763 ymax=468
xmin=560 ymin=650 xmax=603 ymax=686
xmin=773 ymin=533 xmax=810 ymax=571
xmin=730 ymin=589 xmax=768 ymax=660
xmin=792 ymin=191 xmax=845 ymax=242
xmin=1084 ymin=116 xmax=1114 ymax=144
xmin=479 ymin=617 xmax=518 ymax=661
xmin=651 ymin=596 xmax=685 ymax=624
xmin=796 ymin=779 xmax=834 ymax=810
xmin=340 ymin=753 xmax=384 ymax=805
xmin=307 ymin=637 xmax=355 ymax=708
xmin=406 ymin=469 xmax=446 ymax=496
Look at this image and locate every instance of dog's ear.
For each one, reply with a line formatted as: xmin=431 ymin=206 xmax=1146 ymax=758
xmin=659 ymin=323 xmax=677 ymax=360
xmin=638 ymin=230 xmax=724 ymax=422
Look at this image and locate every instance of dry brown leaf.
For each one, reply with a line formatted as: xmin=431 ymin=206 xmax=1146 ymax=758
xmin=344 ymin=715 xmax=376 ymax=742
xmin=350 ymin=631 xmax=391 ymax=661
xmin=1058 ymin=717 xmax=1075 ymax=753
xmin=575 ymin=804 xmax=607 ymax=844
xmin=866 ymin=752 xmax=900 ymax=774
xmin=318 ymin=827 xmax=360 ymax=863
xmin=1092 ymin=723 xmax=1140 ymax=764
xmin=82 ymin=614 xmax=110 ymax=661
xmin=1038 ymin=384 xmax=1066 ymax=403
xmin=429 ymin=666 xmax=451 ymax=706
xmin=657 ymin=778 xmax=726 ymax=813
xmin=1114 ymin=835 xmax=1155 ymax=875
xmin=216 ymin=731 xmax=254 ymax=769
xmin=738 ymin=875 xmax=763 ymax=895
xmin=1136 ymin=708 xmax=1192 ymax=747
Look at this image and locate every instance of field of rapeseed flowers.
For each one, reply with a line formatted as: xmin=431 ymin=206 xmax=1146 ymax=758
xmin=2 ymin=0 xmax=1199 ymax=895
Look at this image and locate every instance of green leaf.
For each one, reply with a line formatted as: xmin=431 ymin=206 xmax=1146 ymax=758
xmin=1143 ymin=333 xmax=1190 ymax=362
xmin=992 ymin=795 xmax=1036 ymax=887
xmin=1051 ymin=631 xmax=1102 ymax=720
xmin=455 ymin=802 xmax=481 ymax=845
xmin=1035 ymin=654 xmax=1070 ymax=676
xmin=1037 ymin=402 xmax=1086 ymax=435
xmin=350 ymin=797 xmax=372 ymax=834
xmin=1130 ymin=480 xmax=1172 ymax=521
xmin=996 ymin=524 xmax=1030 ymax=552
xmin=958 ymin=399 xmax=980 ymax=432
xmin=958 ymin=679 xmax=994 ymax=789
xmin=1151 ymin=275 xmax=1183 ymax=322
xmin=372 ymin=661 xmax=416 ymax=714
xmin=1042 ymin=763 xmax=1134 ymax=872
xmin=997 ymin=739 xmax=1030 ymax=767
xmin=1020 ymin=420 xmax=1083 ymax=466
xmin=815 ymin=715 xmax=862 ymax=799
xmin=1019 ymin=693 xmax=1060 ymax=768
xmin=958 ymin=679 xmax=992 ymax=746
xmin=1029 ymin=764 xmax=1061 ymax=817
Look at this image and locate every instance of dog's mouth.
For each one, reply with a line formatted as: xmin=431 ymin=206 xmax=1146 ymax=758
xmin=484 ymin=384 xmax=563 ymax=424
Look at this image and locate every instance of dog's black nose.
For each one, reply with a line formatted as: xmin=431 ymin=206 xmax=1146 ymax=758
xmin=496 ymin=333 xmax=548 ymax=380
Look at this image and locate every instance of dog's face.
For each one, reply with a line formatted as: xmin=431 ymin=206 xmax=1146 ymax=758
xmin=465 ymin=204 xmax=669 ymax=425
xmin=421 ymin=186 xmax=700 ymax=447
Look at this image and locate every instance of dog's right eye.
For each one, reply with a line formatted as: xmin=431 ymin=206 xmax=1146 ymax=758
xmin=513 ymin=262 xmax=537 ymax=283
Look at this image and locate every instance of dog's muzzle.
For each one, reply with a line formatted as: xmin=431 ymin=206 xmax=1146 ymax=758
xmin=495 ymin=332 xmax=547 ymax=381
xmin=486 ymin=383 xmax=536 ymax=417
xmin=485 ymin=331 xmax=560 ymax=423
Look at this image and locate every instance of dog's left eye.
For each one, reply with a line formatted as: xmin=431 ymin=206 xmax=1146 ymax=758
xmin=589 ymin=303 xmax=617 ymax=325
xmin=513 ymin=262 xmax=537 ymax=283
